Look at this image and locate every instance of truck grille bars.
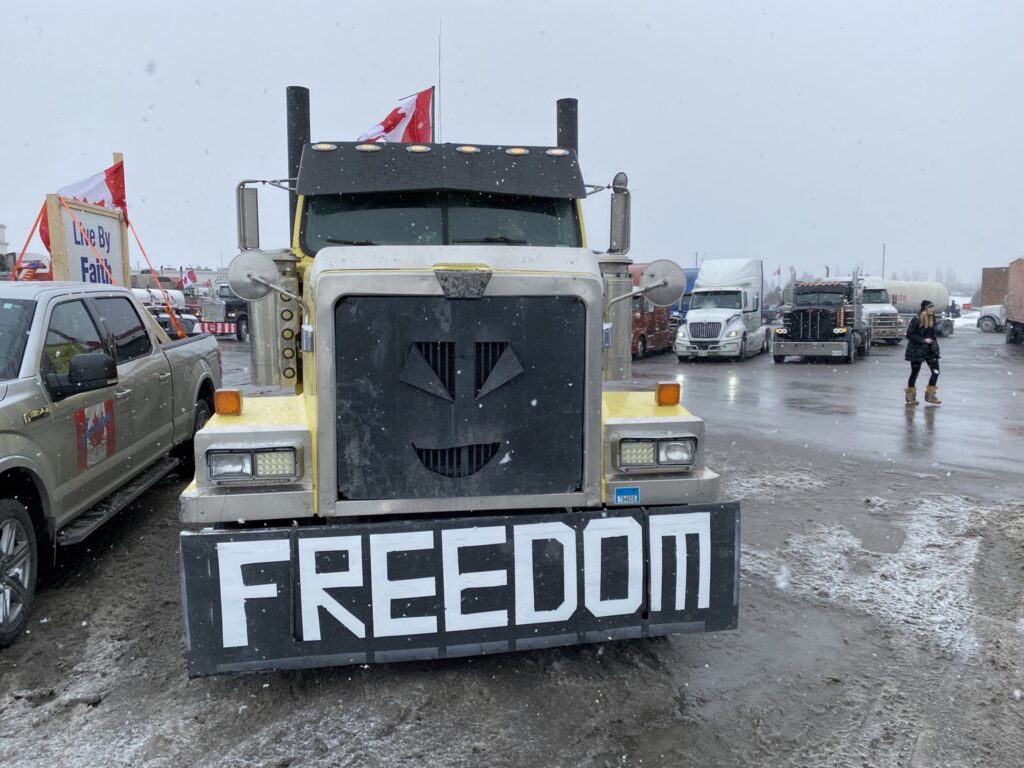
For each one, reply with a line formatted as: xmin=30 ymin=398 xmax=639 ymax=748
xmin=688 ymin=321 xmax=722 ymax=340
xmin=788 ymin=308 xmax=839 ymax=342
xmin=415 ymin=444 xmax=500 ymax=478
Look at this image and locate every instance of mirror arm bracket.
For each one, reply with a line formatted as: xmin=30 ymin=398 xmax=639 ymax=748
xmin=245 ymin=271 xmax=312 ymax=321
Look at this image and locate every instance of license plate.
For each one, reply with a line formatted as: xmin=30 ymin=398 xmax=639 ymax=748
xmin=698 ymin=350 xmax=708 ymax=357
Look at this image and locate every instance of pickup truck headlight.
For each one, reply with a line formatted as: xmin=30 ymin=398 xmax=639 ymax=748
xmin=208 ymin=448 xmax=298 ymax=481
xmin=618 ymin=437 xmax=697 ymax=470
xmin=724 ymin=329 xmax=741 ymax=339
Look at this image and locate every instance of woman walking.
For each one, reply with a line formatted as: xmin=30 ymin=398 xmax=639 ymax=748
xmin=905 ymin=300 xmax=941 ymax=406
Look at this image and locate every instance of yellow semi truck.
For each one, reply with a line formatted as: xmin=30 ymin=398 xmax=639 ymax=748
xmin=177 ymin=87 xmax=739 ymax=676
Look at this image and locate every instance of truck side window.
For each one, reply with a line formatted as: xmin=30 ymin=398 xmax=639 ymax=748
xmin=43 ymin=300 xmax=106 ymax=375
xmin=94 ymin=297 xmax=152 ymax=363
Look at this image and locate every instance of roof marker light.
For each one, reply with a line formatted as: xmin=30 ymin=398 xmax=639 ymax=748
xmin=545 ymin=148 xmax=570 ymax=157
xmin=505 ymin=147 xmax=530 ymax=156
xmin=406 ymin=144 xmax=431 ymax=153
xmin=355 ymin=143 xmax=382 ymax=152
xmin=311 ymin=143 xmax=337 ymax=152
xmin=456 ymin=145 xmax=481 ymax=154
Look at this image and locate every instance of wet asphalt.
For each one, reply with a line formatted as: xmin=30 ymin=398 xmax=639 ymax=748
xmin=632 ymin=325 xmax=1024 ymax=481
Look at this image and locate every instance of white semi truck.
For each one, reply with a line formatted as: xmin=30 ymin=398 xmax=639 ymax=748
xmin=673 ymin=258 xmax=767 ymax=361
xmin=860 ymin=277 xmax=904 ymax=345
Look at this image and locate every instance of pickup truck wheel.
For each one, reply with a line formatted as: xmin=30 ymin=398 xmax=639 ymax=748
xmin=174 ymin=399 xmax=212 ymax=463
xmin=235 ymin=316 xmax=249 ymax=343
xmin=979 ymin=317 xmax=996 ymax=332
xmin=0 ymin=499 xmax=37 ymax=648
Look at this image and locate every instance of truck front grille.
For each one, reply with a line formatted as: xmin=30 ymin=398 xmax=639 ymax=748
xmin=788 ymin=308 xmax=839 ymax=342
xmin=334 ymin=295 xmax=586 ymax=501
xmin=688 ymin=321 xmax=721 ymax=339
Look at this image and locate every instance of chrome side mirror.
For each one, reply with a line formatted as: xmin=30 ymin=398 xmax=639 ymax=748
xmin=237 ymin=185 xmax=260 ymax=250
xmin=608 ymin=172 xmax=631 ymax=255
xmin=638 ymin=259 xmax=686 ymax=307
xmin=227 ymin=250 xmax=278 ymax=301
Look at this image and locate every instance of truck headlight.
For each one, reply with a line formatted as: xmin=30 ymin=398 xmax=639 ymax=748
xmin=617 ymin=437 xmax=697 ymax=469
xmin=676 ymin=326 xmax=688 ymax=339
xmin=619 ymin=439 xmax=657 ymax=467
xmin=208 ymin=451 xmax=253 ymax=480
xmin=774 ymin=327 xmax=788 ymax=335
xmin=207 ymin=448 xmax=298 ymax=481
xmin=658 ymin=438 xmax=696 ymax=465
xmin=724 ymin=329 xmax=740 ymax=339
xmin=254 ymin=449 xmax=298 ymax=479
xmin=833 ymin=327 xmax=848 ymax=334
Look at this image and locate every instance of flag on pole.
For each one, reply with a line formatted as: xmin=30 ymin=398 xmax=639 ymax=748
xmin=39 ymin=161 xmax=128 ymax=252
xmin=773 ymin=266 xmax=782 ymax=279
xmin=182 ymin=269 xmax=198 ymax=288
xmin=357 ymin=88 xmax=434 ymax=144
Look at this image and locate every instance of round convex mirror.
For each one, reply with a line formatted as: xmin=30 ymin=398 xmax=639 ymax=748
xmin=639 ymin=259 xmax=687 ymax=307
xmin=227 ymin=251 xmax=278 ymax=301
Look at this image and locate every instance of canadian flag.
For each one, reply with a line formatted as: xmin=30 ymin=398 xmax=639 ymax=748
xmin=182 ymin=269 xmax=198 ymax=288
xmin=39 ymin=162 xmax=128 ymax=252
xmin=357 ymin=88 xmax=433 ymax=144
xmin=773 ymin=266 xmax=782 ymax=278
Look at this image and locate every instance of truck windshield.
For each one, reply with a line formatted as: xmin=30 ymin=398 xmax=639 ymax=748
xmin=0 ymin=299 xmax=36 ymax=381
xmin=302 ymin=191 xmax=580 ymax=254
xmin=689 ymin=291 xmax=741 ymax=310
xmin=795 ymin=291 xmax=846 ymax=306
xmin=862 ymin=288 xmax=890 ymax=304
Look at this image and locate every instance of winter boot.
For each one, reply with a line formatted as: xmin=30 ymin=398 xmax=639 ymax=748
xmin=904 ymin=387 xmax=919 ymax=407
xmin=925 ymin=386 xmax=941 ymax=405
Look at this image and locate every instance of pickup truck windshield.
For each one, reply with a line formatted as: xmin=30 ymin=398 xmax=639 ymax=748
xmin=0 ymin=299 xmax=36 ymax=381
xmin=690 ymin=291 xmax=741 ymax=310
xmin=862 ymin=288 xmax=890 ymax=304
xmin=303 ymin=191 xmax=581 ymax=254
xmin=795 ymin=291 xmax=846 ymax=306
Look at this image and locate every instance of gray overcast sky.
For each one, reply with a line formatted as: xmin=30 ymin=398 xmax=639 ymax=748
xmin=2 ymin=1 xmax=1022 ymax=285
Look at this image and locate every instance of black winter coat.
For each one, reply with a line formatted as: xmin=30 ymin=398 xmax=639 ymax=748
xmin=905 ymin=315 xmax=940 ymax=362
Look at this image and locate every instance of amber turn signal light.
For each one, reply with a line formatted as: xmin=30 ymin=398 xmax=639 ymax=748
xmin=214 ymin=388 xmax=243 ymax=416
xmin=655 ymin=382 xmax=681 ymax=406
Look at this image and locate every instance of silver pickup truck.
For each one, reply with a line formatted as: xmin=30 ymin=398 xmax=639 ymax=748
xmin=0 ymin=281 xmax=221 ymax=646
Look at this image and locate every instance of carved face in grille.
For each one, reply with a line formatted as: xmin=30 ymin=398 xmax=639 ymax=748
xmin=334 ymin=296 xmax=586 ymax=500
xmin=401 ymin=341 xmax=524 ymax=477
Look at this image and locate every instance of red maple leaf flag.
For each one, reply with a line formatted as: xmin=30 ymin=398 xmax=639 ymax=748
xmin=357 ymin=88 xmax=433 ymax=144
xmin=39 ymin=161 xmax=128 ymax=252
xmin=182 ymin=269 xmax=198 ymax=288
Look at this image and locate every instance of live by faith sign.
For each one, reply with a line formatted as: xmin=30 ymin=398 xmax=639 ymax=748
xmin=45 ymin=195 xmax=129 ymax=286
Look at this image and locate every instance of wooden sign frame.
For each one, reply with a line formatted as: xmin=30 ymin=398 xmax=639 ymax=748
xmin=46 ymin=195 xmax=130 ymax=285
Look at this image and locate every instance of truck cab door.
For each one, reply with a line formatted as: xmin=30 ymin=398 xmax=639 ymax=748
xmin=90 ymin=295 xmax=173 ymax=474
xmin=39 ymin=298 xmax=127 ymax=527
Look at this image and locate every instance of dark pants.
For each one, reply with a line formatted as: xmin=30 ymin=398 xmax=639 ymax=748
xmin=908 ymin=359 xmax=939 ymax=387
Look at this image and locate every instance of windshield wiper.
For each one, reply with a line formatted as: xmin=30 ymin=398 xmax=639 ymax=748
xmin=452 ymin=236 xmax=529 ymax=245
xmin=325 ymin=237 xmax=376 ymax=245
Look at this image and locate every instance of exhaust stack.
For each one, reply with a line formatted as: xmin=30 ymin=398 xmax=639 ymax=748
xmin=286 ymin=86 xmax=311 ymax=235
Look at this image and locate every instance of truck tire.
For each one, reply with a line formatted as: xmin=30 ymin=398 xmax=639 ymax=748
xmin=939 ymin=319 xmax=954 ymax=337
xmin=884 ymin=338 xmax=901 ymax=346
xmin=235 ymin=316 xmax=249 ymax=343
xmin=735 ymin=334 xmax=747 ymax=362
xmin=860 ymin=332 xmax=871 ymax=357
xmin=773 ymin=354 xmax=784 ymax=364
xmin=0 ymin=498 xmax=37 ymax=648
xmin=845 ymin=340 xmax=855 ymax=364
xmin=761 ymin=332 xmax=769 ymax=354
xmin=979 ymin=317 xmax=996 ymax=332
xmin=636 ymin=336 xmax=647 ymax=360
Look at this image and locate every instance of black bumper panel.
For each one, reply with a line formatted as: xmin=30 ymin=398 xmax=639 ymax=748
xmin=180 ymin=503 xmax=740 ymax=677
